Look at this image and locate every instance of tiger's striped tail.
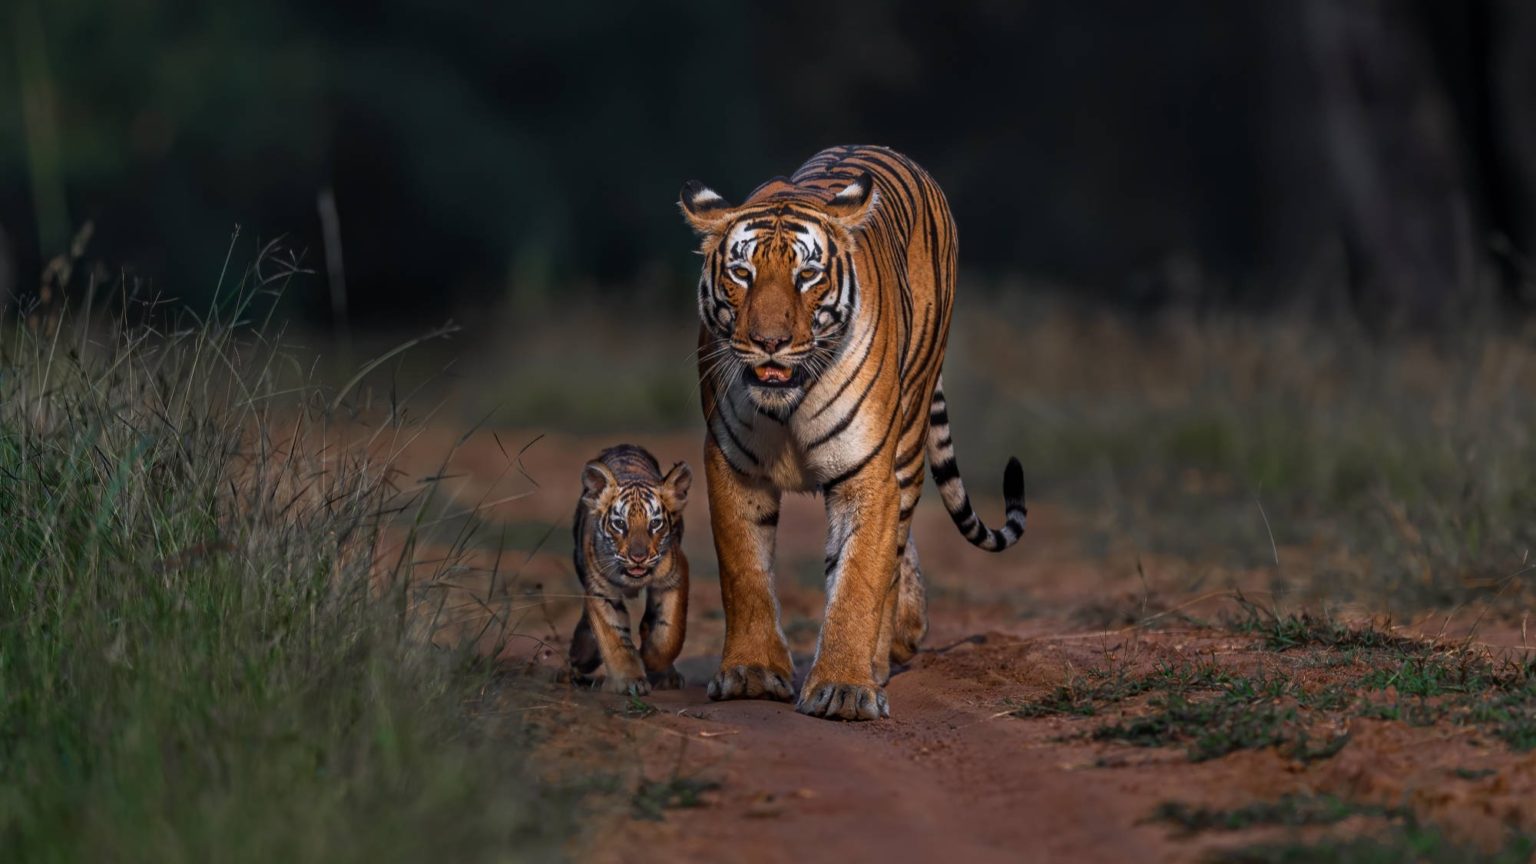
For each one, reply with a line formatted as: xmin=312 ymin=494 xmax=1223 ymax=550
xmin=926 ymin=378 xmax=1026 ymax=552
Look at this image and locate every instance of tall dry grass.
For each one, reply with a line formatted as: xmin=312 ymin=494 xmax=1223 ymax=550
xmin=945 ymin=290 xmax=1536 ymax=610
xmin=0 ymin=242 xmax=570 ymax=862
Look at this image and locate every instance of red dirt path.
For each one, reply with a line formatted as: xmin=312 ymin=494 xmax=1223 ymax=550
xmin=389 ymin=426 xmax=1536 ymax=863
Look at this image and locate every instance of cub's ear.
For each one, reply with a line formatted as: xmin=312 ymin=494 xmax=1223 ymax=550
xmin=679 ymin=180 xmax=735 ymax=236
xmin=581 ymin=461 xmax=617 ymax=503
xmin=660 ymin=461 xmax=692 ymax=512
xmin=826 ymin=171 xmax=878 ymax=230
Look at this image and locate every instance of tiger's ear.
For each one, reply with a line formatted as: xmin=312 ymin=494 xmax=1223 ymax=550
xmin=826 ymin=171 xmax=878 ymax=230
xmin=581 ymin=461 xmax=617 ymax=504
xmin=679 ymin=180 xmax=735 ymax=236
xmin=660 ymin=461 xmax=692 ymax=513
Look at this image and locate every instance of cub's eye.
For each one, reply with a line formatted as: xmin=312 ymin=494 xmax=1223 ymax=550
xmin=729 ymin=266 xmax=752 ymax=283
xmin=799 ymin=268 xmax=821 ymax=283
xmin=648 ymin=515 xmax=664 ymax=531
xmin=608 ymin=514 xmax=625 ymax=530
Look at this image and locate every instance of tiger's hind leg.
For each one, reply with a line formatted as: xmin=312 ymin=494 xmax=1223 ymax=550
xmin=890 ymin=528 xmax=927 ymax=665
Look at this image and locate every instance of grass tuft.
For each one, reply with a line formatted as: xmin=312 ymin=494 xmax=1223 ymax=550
xmin=0 ymin=256 xmax=569 ymax=862
xmin=1212 ymin=823 xmax=1536 ymax=864
xmin=631 ymin=776 xmax=721 ymax=821
xmin=1151 ymin=794 xmax=1400 ymax=834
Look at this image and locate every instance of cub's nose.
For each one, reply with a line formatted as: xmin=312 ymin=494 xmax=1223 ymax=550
xmin=750 ymin=331 xmax=790 ymax=354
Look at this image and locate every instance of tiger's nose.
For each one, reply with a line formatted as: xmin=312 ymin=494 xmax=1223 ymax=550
xmin=750 ymin=331 xmax=790 ymax=354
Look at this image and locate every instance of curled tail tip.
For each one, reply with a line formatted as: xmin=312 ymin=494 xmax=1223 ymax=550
xmin=1004 ymin=456 xmax=1025 ymax=505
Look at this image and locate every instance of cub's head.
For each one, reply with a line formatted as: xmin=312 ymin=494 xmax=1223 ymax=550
xmin=679 ymin=174 xmax=878 ymax=413
xmin=580 ymin=459 xmax=691 ymax=585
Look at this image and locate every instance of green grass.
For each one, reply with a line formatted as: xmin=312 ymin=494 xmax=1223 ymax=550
xmin=630 ymin=776 xmax=720 ymax=821
xmin=1089 ymin=680 xmax=1349 ymax=763
xmin=1213 ymin=823 xmax=1536 ymax=864
xmin=1151 ymin=794 xmax=1400 ymax=834
xmin=1012 ymin=611 xmax=1536 ymax=761
xmin=0 ymin=264 xmax=573 ymax=861
xmin=1224 ymin=602 xmax=1424 ymax=654
xmin=1014 ymin=658 xmax=1342 ymax=762
xmin=613 ymin=696 xmax=660 ymax=719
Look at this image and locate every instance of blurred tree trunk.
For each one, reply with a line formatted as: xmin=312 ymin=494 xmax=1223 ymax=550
xmin=1491 ymin=0 xmax=1536 ymax=306
xmin=1305 ymin=0 xmax=1485 ymax=325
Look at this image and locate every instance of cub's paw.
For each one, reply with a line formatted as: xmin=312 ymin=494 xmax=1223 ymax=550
xmin=796 ymin=680 xmax=888 ymax=721
xmin=647 ymin=666 xmax=684 ymax=690
xmin=706 ymin=664 xmax=794 ymax=702
xmin=602 ymin=675 xmax=651 ymax=697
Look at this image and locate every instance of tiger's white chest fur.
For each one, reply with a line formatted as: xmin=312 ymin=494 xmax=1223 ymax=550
xmin=717 ymin=314 xmax=892 ymax=493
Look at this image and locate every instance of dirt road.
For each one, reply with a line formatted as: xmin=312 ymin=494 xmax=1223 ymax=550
xmin=395 ymin=427 xmax=1536 ymax=863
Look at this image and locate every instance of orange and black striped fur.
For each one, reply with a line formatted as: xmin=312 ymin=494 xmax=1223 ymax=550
xmin=569 ymin=445 xmax=692 ymax=696
xmin=679 ymin=145 xmax=1026 ymax=720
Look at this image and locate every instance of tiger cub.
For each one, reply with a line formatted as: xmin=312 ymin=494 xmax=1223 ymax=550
xmin=569 ymin=444 xmax=692 ymax=695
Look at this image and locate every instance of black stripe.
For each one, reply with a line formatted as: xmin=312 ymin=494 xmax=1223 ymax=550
xmin=713 ymin=409 xmax=760 ymax=466
xmin=852 ymin=151 xmax=916 ymax=230
xmin=807 ymin=343 xmax=887 ymax=449
xmin=755 ymin=509 xmax=780 ymax=527
xmin=821 ymin=410 xmax=896 ymax=494
xmin=931 ymin=458 xmax=960 ymax=485
xmin=808 ymin=322 xmax=875 ymax=420
xmin=707 ymin=428 xmax=757 ymax=476
xmin=951 ymin=499 xmax=976 ymax=526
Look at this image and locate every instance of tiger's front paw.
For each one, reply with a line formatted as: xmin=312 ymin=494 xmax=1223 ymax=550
xmin=796 ymin=679 xmax=888 ymax=721
xmin=602 ymin=675 xmax=651 ymax=696
xmin=647 ymin=666 xmax=684 ymax=690
xmin=706 ymin=664 xmax=794 ymax=702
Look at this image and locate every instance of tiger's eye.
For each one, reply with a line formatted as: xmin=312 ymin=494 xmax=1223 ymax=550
xmin=730 ymin=266 xmax=752 ymax=282
xmin=800 ymin=268 xmax=819 ymax=282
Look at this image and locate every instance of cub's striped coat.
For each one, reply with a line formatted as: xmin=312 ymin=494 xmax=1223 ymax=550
xmin=569 ymin=445 xmax=692 ymax=695
xmin=679 ymin=145 xmax=1026 ymax=720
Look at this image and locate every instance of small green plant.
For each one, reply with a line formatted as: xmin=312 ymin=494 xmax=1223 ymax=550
xmin=631 ymin=776 xmax=722 ymax=821
xmin=615 ymin=695 xmax=659 ymax=719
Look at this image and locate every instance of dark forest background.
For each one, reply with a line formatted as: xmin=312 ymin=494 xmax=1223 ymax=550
xmin=3 ymin=0 xmax=1536 ymax=329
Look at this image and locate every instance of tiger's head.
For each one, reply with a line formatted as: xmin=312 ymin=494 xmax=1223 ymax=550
xmin=581 ymin=459 xmax=691 ymax=585
xmin=679 ymin=173 xmax=878 ymax=414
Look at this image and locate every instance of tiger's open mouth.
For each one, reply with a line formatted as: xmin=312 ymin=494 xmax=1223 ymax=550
xmin=746 ymin=363 xmax=804 ymax=389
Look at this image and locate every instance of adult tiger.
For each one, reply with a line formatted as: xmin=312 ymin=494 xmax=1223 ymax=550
xmin=678 ymin=145 xmax=1026 ymax=721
